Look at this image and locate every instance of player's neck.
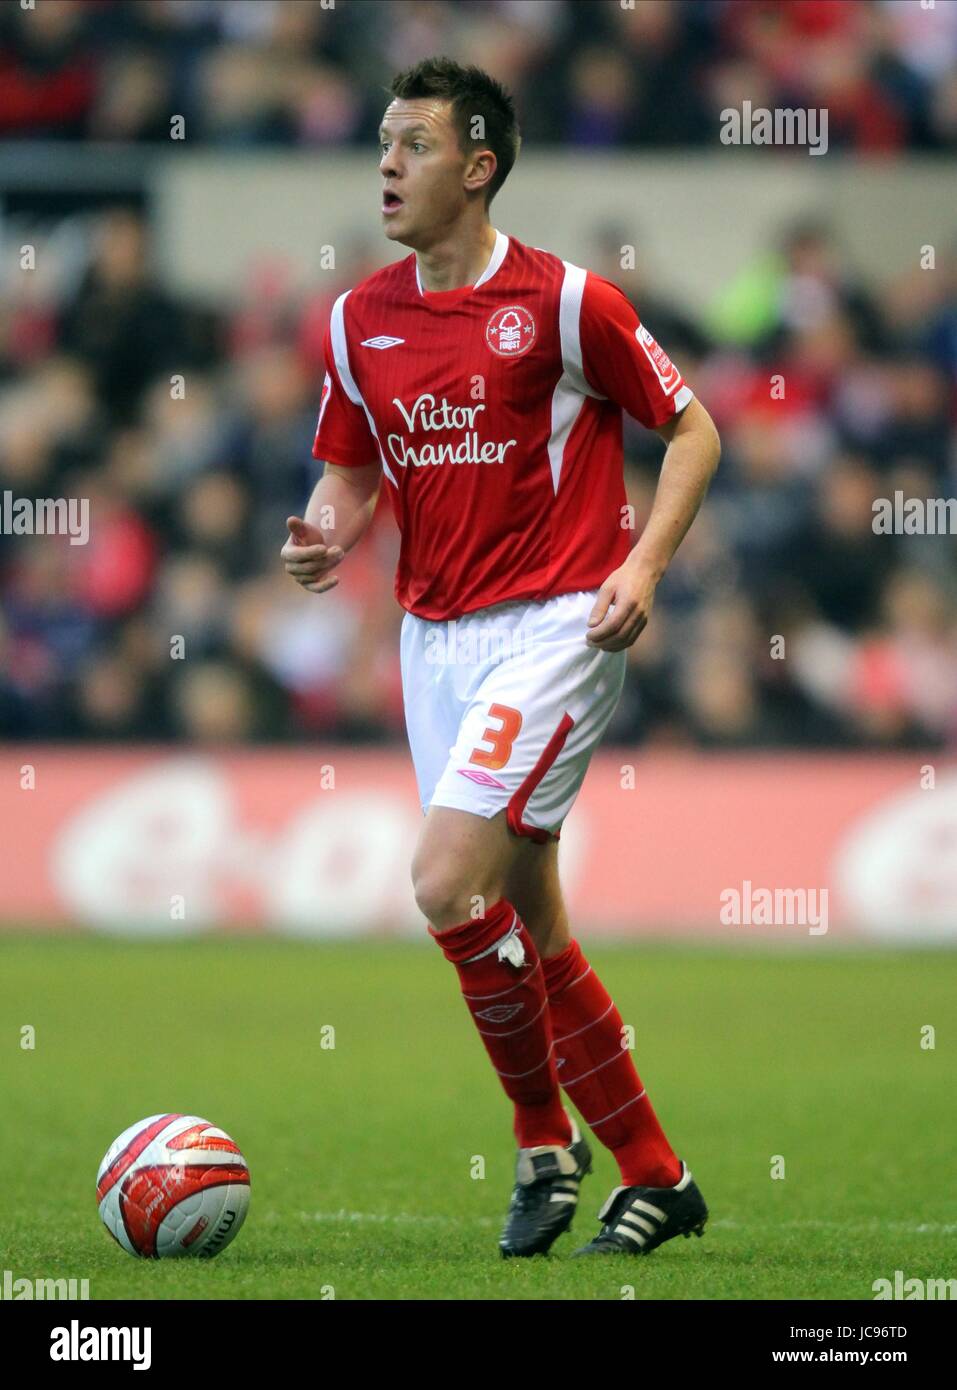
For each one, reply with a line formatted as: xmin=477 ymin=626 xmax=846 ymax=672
xmin=414 ymin=220 xmax=498 ymax=293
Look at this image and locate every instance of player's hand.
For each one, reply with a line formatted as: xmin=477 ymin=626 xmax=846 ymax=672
xmin=281 ymin=516 xmax=344 ymax=594
xmin=585 ymin=565 xmax=657 ymax=651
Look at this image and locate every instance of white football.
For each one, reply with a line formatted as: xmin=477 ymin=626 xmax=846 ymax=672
xmin=96 ymin=1113 xmax=250 ymax=1258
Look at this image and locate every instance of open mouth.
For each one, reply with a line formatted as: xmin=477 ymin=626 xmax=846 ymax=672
xmin=382 ymin=190 xmax=404 ymax=214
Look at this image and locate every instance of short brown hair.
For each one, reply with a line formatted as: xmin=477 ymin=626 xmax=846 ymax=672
xmin=388 ymin=56 xmax=520 ymax=204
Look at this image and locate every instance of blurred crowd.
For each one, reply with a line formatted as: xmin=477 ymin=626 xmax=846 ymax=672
xmin=1 ymin=203 xmax=955 ymax=750
xmin=1 ymin=0 xmax=956 ymax=153
xmin=1 ymin=0 xmax=956 ymax=750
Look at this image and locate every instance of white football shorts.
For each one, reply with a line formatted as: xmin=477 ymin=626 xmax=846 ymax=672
xmin=399 ymin=588 xmax=627 ymax=841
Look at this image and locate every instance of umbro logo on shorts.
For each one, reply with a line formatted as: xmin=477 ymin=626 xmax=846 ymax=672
xmin=458 ymin=768 xmax=507 ymax=789
xmin=361 ymin=335 xmax=405 ymax=350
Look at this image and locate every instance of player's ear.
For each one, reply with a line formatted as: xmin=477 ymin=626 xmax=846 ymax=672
xmin=464 ymin=148 xmax=497 ymax=199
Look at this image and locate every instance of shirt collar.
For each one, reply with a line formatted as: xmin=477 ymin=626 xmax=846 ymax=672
xmin=414 ymin=228 xmax=510 ymax=297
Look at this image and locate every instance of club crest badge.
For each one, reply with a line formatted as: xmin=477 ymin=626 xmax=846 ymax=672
xmin=485 ymin=304 xmax=536 ymax=359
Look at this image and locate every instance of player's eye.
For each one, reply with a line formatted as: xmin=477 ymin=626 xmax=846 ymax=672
xmin=411 ymin=142 xmax=426 ymax=153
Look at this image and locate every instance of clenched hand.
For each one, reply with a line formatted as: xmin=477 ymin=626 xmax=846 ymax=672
xmin=281 ymin=516 xmax=344 ymax=594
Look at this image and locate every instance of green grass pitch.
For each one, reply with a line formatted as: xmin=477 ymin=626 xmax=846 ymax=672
xmin=1 ymin=936 xmax=953 ymax=1300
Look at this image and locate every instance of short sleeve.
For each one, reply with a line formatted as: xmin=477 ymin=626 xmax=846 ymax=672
xmin=578 ymin=272 xmax=694 ymax=429
xmin=311 ymin=325 xmax=380 ymax=468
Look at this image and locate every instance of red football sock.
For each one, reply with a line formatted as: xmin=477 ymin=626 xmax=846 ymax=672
xmin=430 ymin=898 xmax=572 ymax=1150
xmin=541 ymin=938 xmax=681 ymax=1188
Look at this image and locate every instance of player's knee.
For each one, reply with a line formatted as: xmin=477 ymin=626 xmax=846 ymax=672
xmin=412 ymin=867 xmax=467 ymax=928
xmin=412 ymin=866 xmax=496 ymax=931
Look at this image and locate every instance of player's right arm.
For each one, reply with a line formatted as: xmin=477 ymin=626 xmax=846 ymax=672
xmin=282 ymin=463 xmax=380 ymax=594
xmin=283 ymin=311 xmax=382 ymax=594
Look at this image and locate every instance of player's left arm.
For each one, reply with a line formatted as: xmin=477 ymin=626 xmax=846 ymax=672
xmin=586 ymin=396 xmax=720 ymax=651
xmin=577 ymin=272 xmax=720 ymax=651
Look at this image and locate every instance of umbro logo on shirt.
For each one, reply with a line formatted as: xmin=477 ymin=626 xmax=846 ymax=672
xmin=361 ymin=335 xmax=405 ymax=350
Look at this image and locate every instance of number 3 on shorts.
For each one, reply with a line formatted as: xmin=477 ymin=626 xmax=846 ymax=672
xmin=469 ymin=703 xmax=522 ymax=772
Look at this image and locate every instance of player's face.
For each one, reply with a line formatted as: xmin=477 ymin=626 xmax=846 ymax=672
xmin=378 ymin=98 xmax=477 ymax=248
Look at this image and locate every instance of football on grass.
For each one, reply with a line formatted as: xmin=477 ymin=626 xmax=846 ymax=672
xmin=96 ymin=1114 xmax=250 ymax=1258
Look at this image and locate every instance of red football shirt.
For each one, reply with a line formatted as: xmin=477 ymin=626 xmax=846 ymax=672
xmin=312 ymin=230 xmax=693 ymax=620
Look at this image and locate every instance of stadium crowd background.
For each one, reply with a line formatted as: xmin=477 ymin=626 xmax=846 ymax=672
xmin=1 ymin=0 xmax=956 ymax=751
xmin=3 ymin=0 xmax=957 ymax=151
